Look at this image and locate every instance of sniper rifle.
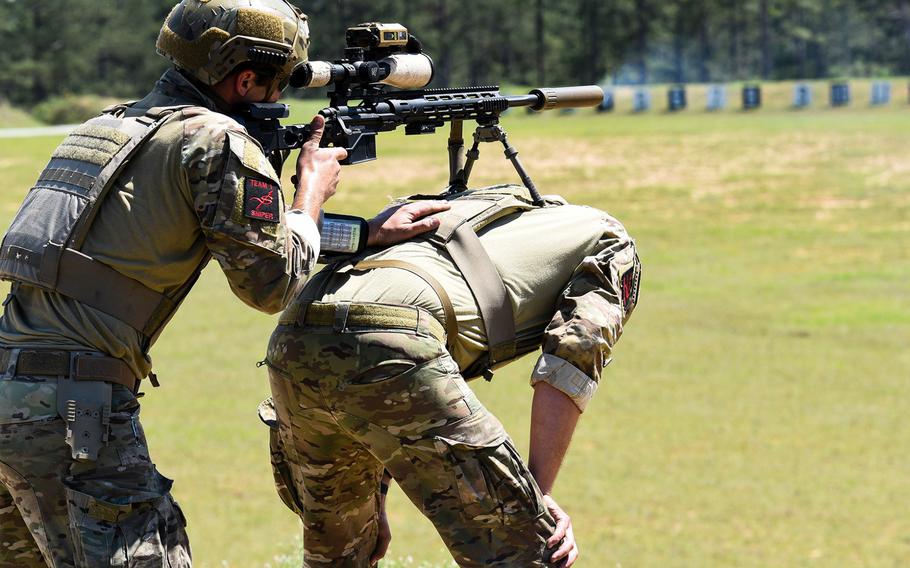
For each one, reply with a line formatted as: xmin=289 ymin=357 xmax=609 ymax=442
xmin=235 ymin=22 xmax=604 ymax=206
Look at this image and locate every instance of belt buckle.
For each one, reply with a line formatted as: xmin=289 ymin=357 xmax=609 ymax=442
xmin=333 ymin=302 xmax=351 ymax=333
xmin=1 ymin=348 xmax=20 ymax=378
xmin=70 ymin=350 xmax=96 ymax=379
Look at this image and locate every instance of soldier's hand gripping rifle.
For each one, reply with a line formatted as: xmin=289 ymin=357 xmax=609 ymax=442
xmin=235 ymin=23 xmax=604 ymax=206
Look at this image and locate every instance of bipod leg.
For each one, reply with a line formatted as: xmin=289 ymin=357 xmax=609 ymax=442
xmin=496 ymin=128 xmax=544 ymax=206
xmin=455 ymin=131 xmax=483 ymax=192
xmin=446 ymin=120 xmax=467 ymax=193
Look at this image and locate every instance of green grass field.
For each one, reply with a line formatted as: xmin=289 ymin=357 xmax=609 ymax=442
xmin=1 ymin=95 xmax=908 ymax=567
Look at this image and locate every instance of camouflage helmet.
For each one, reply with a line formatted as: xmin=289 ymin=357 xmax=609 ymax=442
xmin=156 ymin=0 xmax=309 ymax=87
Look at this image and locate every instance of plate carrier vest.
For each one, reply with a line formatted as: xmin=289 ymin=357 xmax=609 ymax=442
xmin=0 ymin=104 xmax=203 ymax=348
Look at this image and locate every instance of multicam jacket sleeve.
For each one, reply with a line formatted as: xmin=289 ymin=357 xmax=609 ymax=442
xmin=180 ymin=108 xmax=318 ymax=314
xmin=529 ymin=212 xmax=641 ymax=412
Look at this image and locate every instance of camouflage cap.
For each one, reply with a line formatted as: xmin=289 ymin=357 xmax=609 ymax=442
xmin=156 ymin=0 xmax=309 ymax=87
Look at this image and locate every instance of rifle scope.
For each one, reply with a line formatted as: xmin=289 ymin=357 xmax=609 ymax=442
xmin=290 ymin=53 xmax=434 ymax=90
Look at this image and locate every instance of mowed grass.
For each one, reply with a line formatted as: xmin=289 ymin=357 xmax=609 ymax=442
xmin=0 ymin=98 xmax=908 ymax=567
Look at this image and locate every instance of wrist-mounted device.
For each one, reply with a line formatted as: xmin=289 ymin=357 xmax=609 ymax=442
xmin=319 ymin=212 xmax=369 ymax=255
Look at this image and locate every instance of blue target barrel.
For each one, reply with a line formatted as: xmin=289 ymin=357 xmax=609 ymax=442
xmin=706 ymin=85 xmax=727 ymax=111
xmin=597 ymin=88 xmax=615 ymax=112
xmin=830 ymin=83 xmax=850 ymax=107
xmin=793 ymin=83 xmax=812 ymax=108
xmin=633 ymin=88 xmax=651 ymax=112
xmin=667 ymin=85 xmax=687 ymax=112
xmin=742 ymin=85 xmax=762 ymax=110
xmin=870 ymin=82 xmax=891 ymax=106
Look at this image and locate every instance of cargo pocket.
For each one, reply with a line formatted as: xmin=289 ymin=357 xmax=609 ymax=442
xmin=434 ymin=435 xmax=545 ymax=526
xmin=66 ymin=479 xmax=190 ymax=567
xmin=258 ymin=397 xmax=305 ymax=518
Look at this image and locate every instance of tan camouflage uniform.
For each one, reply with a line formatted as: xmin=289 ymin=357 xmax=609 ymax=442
xmin=0 ymin=68 xmax=318 ymax=568
xmin=265 ymin=189 xmax=641 ymax=567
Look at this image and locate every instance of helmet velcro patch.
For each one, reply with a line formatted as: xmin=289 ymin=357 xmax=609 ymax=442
xmin=157 ymin=25 xmax=231 ymax=74
xmin=234 ymin=8 xmax=285 ymax=44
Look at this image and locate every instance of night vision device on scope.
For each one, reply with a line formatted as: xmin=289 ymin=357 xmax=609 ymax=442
xmin=290 ymin=22 xmax=434 ymax=92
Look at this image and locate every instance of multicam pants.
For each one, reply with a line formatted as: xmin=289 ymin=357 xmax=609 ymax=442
xmin=0 ymin=379 xmax=191 ymax=568
xmin=266 ymin=305 xmax=557 ymax=568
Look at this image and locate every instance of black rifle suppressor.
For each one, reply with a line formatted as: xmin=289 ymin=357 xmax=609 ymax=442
xmin=239 ymin=85 xmax=603 ymax=206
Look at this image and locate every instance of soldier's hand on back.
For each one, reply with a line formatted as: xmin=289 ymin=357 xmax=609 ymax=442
xmin=291 ymin=114 xmax=348 ymax=220
xmin=544 ymin=494 xmax=579 ymax=567
xmin=366 ymin=200 xmax=451 ymax=246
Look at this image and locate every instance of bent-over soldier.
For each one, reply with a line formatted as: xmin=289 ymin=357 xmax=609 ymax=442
xmin=264 ymin=184 xmax=641 ymax=567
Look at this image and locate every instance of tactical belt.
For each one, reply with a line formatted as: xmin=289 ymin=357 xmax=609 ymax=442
xmin=279 ymin=301 xmax=446 ymax=345
xmin=0 ymin=347 xmax=141 ymax=393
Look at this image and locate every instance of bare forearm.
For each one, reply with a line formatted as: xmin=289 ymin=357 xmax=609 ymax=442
xmin=291 ymin=115 xmax=346 ymax=223
xmin=528 ymin=382 xmax=582 ymax=495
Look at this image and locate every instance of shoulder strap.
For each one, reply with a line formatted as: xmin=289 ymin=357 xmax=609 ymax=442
xmin=66 ymin=108 xmax=187 ymax=251
xmin=425 ymin=192 xmax=539 ymax=367
xmin=443 ymin=223 xmax=516 ymax=365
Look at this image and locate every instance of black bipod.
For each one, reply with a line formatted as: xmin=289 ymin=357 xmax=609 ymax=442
xmin=444 ymin=119 xmax=545 ymax=206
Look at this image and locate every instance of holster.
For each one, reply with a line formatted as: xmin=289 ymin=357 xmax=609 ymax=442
xmin=55 ymin=353 xmax=113 ymax=462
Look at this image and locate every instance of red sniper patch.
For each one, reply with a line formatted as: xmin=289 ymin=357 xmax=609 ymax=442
xmin=621 ymin=260 xmax=641 ymax=315
xmin=243 ymin=178 xmax=280 ymax=222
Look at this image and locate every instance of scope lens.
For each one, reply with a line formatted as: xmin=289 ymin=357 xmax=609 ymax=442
xmin=288 ymin=62 xmax=310 ymax=89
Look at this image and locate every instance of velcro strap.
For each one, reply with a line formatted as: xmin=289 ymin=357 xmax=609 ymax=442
xmin=18 ymin=350 xmax=69 ymax=376
xmin=74 ymin=357 xmax=136 ymax=389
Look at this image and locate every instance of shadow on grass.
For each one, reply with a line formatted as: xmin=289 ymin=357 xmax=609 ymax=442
xmin=266 ymin=538 xmax=456 ymax=568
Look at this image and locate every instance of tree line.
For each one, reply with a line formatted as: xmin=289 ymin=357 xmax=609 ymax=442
xmin=1 ymin=0 xmax=909 ymax=108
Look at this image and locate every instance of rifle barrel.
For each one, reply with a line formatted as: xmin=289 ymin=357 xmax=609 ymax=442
xmin=525 ymin=86 xmax=605 ymax=111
